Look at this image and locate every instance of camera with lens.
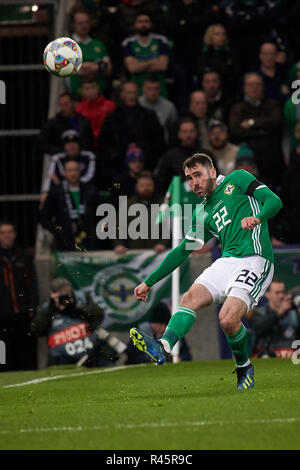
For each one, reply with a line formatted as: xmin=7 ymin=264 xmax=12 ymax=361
xmin=58 ymin=294 xmax=75 ymax=308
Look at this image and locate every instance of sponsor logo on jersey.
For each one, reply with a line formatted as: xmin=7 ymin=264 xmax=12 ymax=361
xmin=224 ymin=184 xmax=235 ymax=195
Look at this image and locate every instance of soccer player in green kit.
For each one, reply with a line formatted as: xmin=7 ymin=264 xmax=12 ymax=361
xmin=130 ymin=153 xmax=283 ymax=389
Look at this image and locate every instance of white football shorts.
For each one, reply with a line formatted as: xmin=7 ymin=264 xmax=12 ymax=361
xmin=193 ymin=255 xmax=274 ymax=311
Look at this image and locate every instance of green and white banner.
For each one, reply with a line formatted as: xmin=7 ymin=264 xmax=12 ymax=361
xmin=54 ymin=250 xmax=190 ymax=331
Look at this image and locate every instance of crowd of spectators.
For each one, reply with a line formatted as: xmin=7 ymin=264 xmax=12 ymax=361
xmin=36 ymin=0 xmax=300 ymax=250
xmin=3 ymin=0 xmax=300 ymax=371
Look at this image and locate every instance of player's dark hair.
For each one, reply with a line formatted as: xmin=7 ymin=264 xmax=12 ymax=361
xmin=183 ymin=153 xmax=214 ymax=172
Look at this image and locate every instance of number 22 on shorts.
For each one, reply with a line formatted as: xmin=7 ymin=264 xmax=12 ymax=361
xmin=235 ymin=269 xmax=258 ymax=287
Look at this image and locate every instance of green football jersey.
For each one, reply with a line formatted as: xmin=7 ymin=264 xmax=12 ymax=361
xmin=69 ymin=37 xmax=109 ymax=97
xmin=122 ymin=34 xmax=170 ymax=98
xmin=185 ymin=170 xmax=274 ymax=262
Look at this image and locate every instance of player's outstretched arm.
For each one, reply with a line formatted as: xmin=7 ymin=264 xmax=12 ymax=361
xmin=134 ymin=238 xmax=199 ymax=301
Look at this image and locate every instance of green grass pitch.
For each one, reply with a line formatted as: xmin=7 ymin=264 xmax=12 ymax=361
xmin=0 ymin=358 xmax=299 ymax=450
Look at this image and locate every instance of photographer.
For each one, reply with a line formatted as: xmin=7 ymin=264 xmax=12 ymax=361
xmin=31 ymin=278 xmax=126 ymax=368
xmin=249 ymin=278 xmax=300 ymax=358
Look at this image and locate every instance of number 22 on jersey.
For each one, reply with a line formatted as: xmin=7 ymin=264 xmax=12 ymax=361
xmin=212 ymin=206 xmax=232 ymax=233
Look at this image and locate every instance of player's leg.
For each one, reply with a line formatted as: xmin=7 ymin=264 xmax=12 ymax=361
xmin=160 ymin=283 xmax=213 ymax=353
xmin=219 ymin=291 xmax=253 ymax=389
xmin=130 ymin=283 xmax=213 ymax=364
xmin=130 ymin=257 xmax=227 ymax=364
xmin=219 ymin=294 xmax=249 ymax=366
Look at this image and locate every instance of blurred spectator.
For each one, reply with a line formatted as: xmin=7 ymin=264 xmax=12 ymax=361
xmin=115 ymin=0 xmax=166 ymax=39
xmin=167 ymin=0 xmax=217 ymax=113
xmin=126 ymin=301 xmax=192 ymax=364
xmin=220 ymin=0 xmax=283 ymax=74
xmin=234 ymin=143 xmax=259 ymax=178
xmin=69 ymin=1 xmax=123 ymax=75
xmin=139 ymin=73 xmax=178 ymax=145
xmin=201 ymin=69 xmax=231 ymax=123
xmin=98 ymin=81 xmax=165 ymax=185
xmin=31 ymin=277 xmax=123 ymax=367
xmin=75 ymin=76 xmax=116 ymax=147
xmin=42 ymin=130 xmax=96 ymax=195
xmin=229 ymin=72 xmax=285 ymax=189
xmin=207 ymin=120 xmax=239 ymax=175
xmin=112 ymin=143 xmax=145 ymax=201
xmin=114 ymin=172 xmax=168 ymax=255
xmin=40 ymin=160 xmax=102 ymax=251
xmin=155 ymin=117 xmax=210 ymax=193
xmin=169 ymin=90 xmax=209 ymax=148
xmin=37 ymin=92 xmax=94 ymax=155
xmin=187 ymin=91 xmax=210 ymax=148
xmin=249 ymin=279 xmax=300 ymax=358
xmin=122 ymin=12 xmax=170 ymax=97
xmin=255 ymin=42 xmax=289 ymax=104
xmin=197 ymin=23 xmax=239 ymax=98
xmin=280 ymin=140 xmax=300 ymax=244
xmin=283 ymin=62 xmax=300 ymax=153
xmin=69 ymin=11 xmax=112 ymax=98
xmin=0 ymin=221 xmax=38 ymax=371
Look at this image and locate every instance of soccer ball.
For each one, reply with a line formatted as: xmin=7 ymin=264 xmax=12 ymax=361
xmin=43 ymin=37 xmax=83 ymax=77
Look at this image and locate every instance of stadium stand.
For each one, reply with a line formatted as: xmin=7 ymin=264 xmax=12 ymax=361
xmin=2 ymin=0 xmax=300 ymax=371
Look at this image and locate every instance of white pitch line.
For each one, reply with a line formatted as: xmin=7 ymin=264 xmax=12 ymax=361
xmin=0 ymin=417 xmax=300 ymax=435
xmin=2 ymin=364 xmax=145 ymax=389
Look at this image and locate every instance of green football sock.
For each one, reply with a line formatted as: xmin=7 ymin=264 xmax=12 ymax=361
xmin=161 ymin=307 xmax=196 ymax=351
xmin=226 ymin=324 xmax=249 ymax=367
